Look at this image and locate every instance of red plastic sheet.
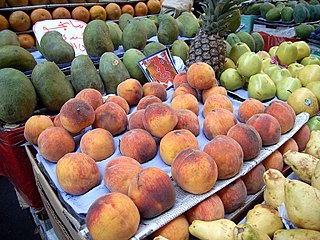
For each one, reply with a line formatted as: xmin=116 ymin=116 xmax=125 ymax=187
xmin=0 ymin=126 xmax=43 ymax=209
xmin=258 ymin=32 xmax=298 ymax=52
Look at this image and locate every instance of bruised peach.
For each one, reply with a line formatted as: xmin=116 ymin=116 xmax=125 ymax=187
xmin=185 ymin=194 xmax=225 ymax=224
xmin=187 ymin=62 xmax=217 ymax=90
xmin=173 ymin=72 xmax=187 ymax=89
xmin=171 ymin=93 xmax=199 ymax=115
xmin=172 ymin=83 xmax=198 ymax=100
xmin=174 ymin=109 xmax=200 ymax=136
xmin=278 ymin=138 xmax=299 ymax=155
xmin=241 ymin=163 xmax=266 ymax=194
xmin=227 ymin=123 xmax=262 ymax=161
xmin=128 ymin=167 xmax=176 ymax=219
xmin=237 ymin=98 xmax=266 ymax=123
xmin=93 ymin=102 xmax=127 ymax=136
xmin=203 ymin=135 xmax=243 ymax=180
xmin=137 ymin=95 xmax=162 ymax=110
xmin=80 ymin=128 xmax=115 ymax=161
xmin=117 ymin=78 xmax=143 ymax=106
xmin=105 ymin=95 xmax=130 ymax=114
xmin=104 ymin=156 xmax=142 ymax=194
xmin=60 ymin=98 xmax=95 ymax=133
xmin=202 ymin=86 xmax=227 ymax=103
xmin=75 ymin=88 xmax=103 ymax=110
xmin=171 ymin=148 xmax=218 ymax=194
xmin=203 ymin=94 xmax=233 ymax=117
xmin=56 ymin=152 xmax=100 ymax=195
xmin=119 ymin=129 xmax=157 ymax=163
xmin=142 ymin=81 xmax=167 ymax=101
xmin=38 ymin=126 xmax=75 ymax=162
xmin=292 ymin=124 xmax=311 ymax=151
xmin=143 ymin=103 xmax=178 ymax=138
xmin=24 ymin=115 xmax=54 ymax=145
xmin=203 ymin=108 xmax=238 ymax=140
xmin=262 ymin=150 xmax=283 ymax=171
xmin=160 ymin=129 xmax=199 ymax=165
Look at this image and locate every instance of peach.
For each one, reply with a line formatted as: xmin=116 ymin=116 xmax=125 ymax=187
xmin=185 ymin=194 xmax=225 ymax=224
xmin=53 ymin=113 xmax=80 ymax=136
xmin=143 ymin=103 xmax=178 ymax=138
xmin=104 ymin=156 xmax=142 ymax=194
xmin=203 ymin=135 xmax=243 ymax=180
xmin=75 ymin=88 xmax=103 ymax=110
xmin=24 ymin=115 xmax=54 ymax=145
xmin=119 ymin=129 xmax=157 ymax=163
xmin=60 ymin=98 xmax=95 ymax=133
xmin=278 ymin=138 xmax=299 ymax=155
xmin=105 ymin=95 xmax=130 ymax=114
xmin=241 ymin=163 xmax=266 ymax=194
xmin=246 ymin=113 xmax=281 ymax=146
xmin=174 ymin=109 xmax=200 ymax=136
xmin=237 ymin=98 xmax=266 ymax=123
xmin=128 ymin=167 xmax=176 ymax=219
xmin=202 ymin=85 xmax=227 ymax=103
xmin=137 ymin=95 xmax=162 ymax=110
xmin=187 ymin=62 xmax=217 ymax=90
xmin=160 ymin=129 xmax=199 ymax=165
xmin=128 ymin=109 xmax=145 ymax=130
xmin=264 ymin=100 xmax=296 ymax=134
xmin=86 ymin=192 xmax=140 ymax=240
xmin=171 ymin=93 xmax=199 ymax=115
xmin=116 ymin=78 xmax=143 ymax=106
xmin=173 ymin=72 xmax=188 ymax=89
xmin=292 ymin=124 xmax=311 ymax=151
xmin=203 ymin=108 xmax=238 ymax=140
xmin=172 ymin=83 xmax=198 ymax=100
xmin=56 ymin=152 xmax=100 ymax=195
xmin=203 ymin=94 xmax=233 ymax=117
xmin=142 ymin=81 xmax=167 ymax=101
xmin=93 ymin=102 xmax=127 ymax=136
xmin=38 ymin=126 xmax=75 ymax=162
xmin=227 ymin=123 xmax=262 ymax=161
xmin=150 ymin=215 xmax=189 ymax=240
xmin=171 ymin=148 xmax=218 ymax=194
xmin=217 ymin=178 xmax=247 ymax=213
xmin=80 ymin=128 xmax=115 ymax=161
xmin=262 ymin=150 xmax=283 ymax=171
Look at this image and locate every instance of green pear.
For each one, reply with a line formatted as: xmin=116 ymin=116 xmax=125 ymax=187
xmin=269 ymin=46 xmax=278 ymax=57
xmin=262 ymin=57 xmax=271 ymax=70
xmin=263 ymin=64 xmax=281 ymax=77
xmin=298 ymin=64 xmax=320 ymax=86
xmin=256 ymin=50 xmax=270 ymax=59
xmin=220 ymin=68 xmax=243 ymax=90
xmin=248 ymin=73 xmax=276 ymax=101
xmin=287 ymin=87 xmax=319 ymax=116
xmin=270 ymin=68 xmax=291 ymax=86
xmin=223 ymin=57 xmax=236 ymax=70
xmin=306 ymin=81 xmax=320 ymax=104
xmin=293 ymin=41 xmax=311 ymax=61
xmin=275 ymin=41 xmax=298 ymax=66
xmin=236 ymin=52 xmax=262 ymax=77
xmin=300 ymin=56 xmax=320 ymax=66
xmin=287 ymin=63 xmax=304 ymax=77
xmin=276 ymin=77 xmax=302 ymax=101
xmin=229 ymin=42 xmax=251 ymax=64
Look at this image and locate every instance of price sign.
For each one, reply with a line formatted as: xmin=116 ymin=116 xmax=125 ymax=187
xmin=33 ymin=19 xmax=87 ymax=56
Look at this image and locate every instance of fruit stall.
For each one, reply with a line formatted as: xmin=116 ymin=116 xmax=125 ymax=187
xmin=1 ymin=0 xmax=320 ymax=239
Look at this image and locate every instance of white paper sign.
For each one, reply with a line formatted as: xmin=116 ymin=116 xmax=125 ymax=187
xmin=33 ymin=19 xmax=87 ymax=56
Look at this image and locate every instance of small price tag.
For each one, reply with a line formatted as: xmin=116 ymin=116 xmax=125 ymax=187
xmin=33 ymin=19 xmax=87 ymax=56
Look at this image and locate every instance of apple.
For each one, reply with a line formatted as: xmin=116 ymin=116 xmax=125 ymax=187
xmin=237 ymin=52 xmax=262 ymax=77
xmin=229 ymin=42 xmax=251 ymax=64
xmin=293 ymin=41 xmax=311 ymax=61
xmin=298 ymin=64 xmax=320 ymax=86
xmin=248 ymin=73 xmax=276 ymax=101
xmin=306 ymin=81 xmax=320 ymax=104
xmin=275 ymin=41 xmax=298 ymax=66
xmin=287 ymin=63 xmax=304 ymax=77
xmin=262 ymin=57 xmax=271 ymax=70
xmin=256 ymin=51 xmax=270 ymax=59
xmin=276 ymin=77 xmax=302 ymax=101
xmin=220 ymin=68 xmax=243 ymax=91
xmin=268 ymin=46 xmax=278 ymax=57
xmin=270 ymin=68 xmax=291 ymax=86
xmin=306 ymin=115 xmax=320 ymax=131
xmin=224 ymin=57 xmax=236 ymax=70
xmin=263 ymin=64 xmax=281 ymax=77
xmin=300 ymin=56 xmax=320 ymax=66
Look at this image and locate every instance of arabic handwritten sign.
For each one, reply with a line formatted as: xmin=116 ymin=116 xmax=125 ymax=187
xmin=138 ymin=49 xmax=178 ymax=89
xmin=33 ymin=19 xmax=87 ymax=57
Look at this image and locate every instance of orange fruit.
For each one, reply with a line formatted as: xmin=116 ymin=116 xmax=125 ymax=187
xmin=134 ymin=2 xmax=148 ymax=16
xmin=147 ymin=0 xmax=161 ymax=14
xmin=30 ymin=8 xmax=52 ymax=25
xmin=89 ymin=5 xmax=107 ymax=21
xmin=71 ymin=6 xmax=90 ymax=23
xmin=49 ymin=0 xmax=67 ymax=3
xmin=105 ymin=3 xmax=121 ymax=20
xmin=52 ymin=7 xmax=71 ymax=19
xmin=18 ymin=33 xmax=35 ymax=49
xmin=29 ymin=0 xmax=49 ymax=5
xmin=68 ymin=0 xmax=85 ymax=2
xmin=121 ymin=4 xmax=134 ymax=16
xmin=9 ymin=11 xmax=31 ymax=32
xmin=6 ymin=0 xmax=28 ymax=7
xmin=0 ymin=15 xmax=9 ymax=30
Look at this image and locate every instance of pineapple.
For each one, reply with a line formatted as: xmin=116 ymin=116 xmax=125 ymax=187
xmin=186 ymin=0 xmax=244 ymax=76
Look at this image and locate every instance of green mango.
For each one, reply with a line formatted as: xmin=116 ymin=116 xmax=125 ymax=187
xmin=157 ymin=14 xmax=179 ymax=45
xmin=0 ymin=29 xmax=20 ymax=47
xmin=122 ymin=19 xmax=147 ymax=51
xmin=106 ymin=21 xmax=122 ymax=50
xmin=171 ymin=40 xmax=189 ymax=63
xmin=139 ymin=18 xmax=158 ymax=39
xmin=176 ymin=12 xmax=200 ymax=38
xmin=143 ymin=42 xmax=166 ymax=57
xmin=123 ymin=49 xmax=147 ymax=85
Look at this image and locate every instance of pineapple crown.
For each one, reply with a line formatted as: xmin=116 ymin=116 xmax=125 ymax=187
xmin=199 ymin=0 xmax=245 ymax=36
